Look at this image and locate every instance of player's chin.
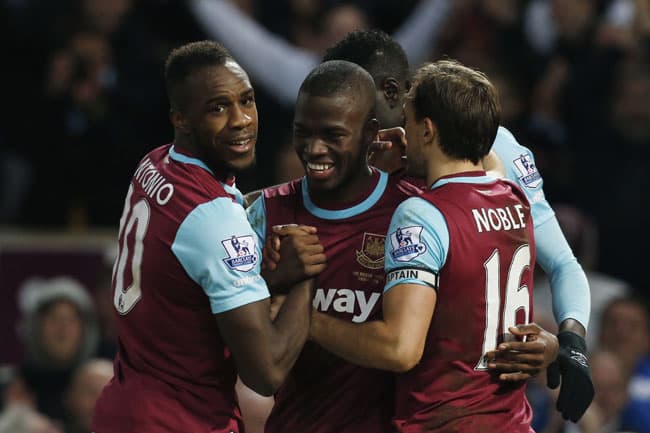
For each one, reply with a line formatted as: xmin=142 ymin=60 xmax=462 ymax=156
xmin=226 ymin=152 xmax=256 ymax=172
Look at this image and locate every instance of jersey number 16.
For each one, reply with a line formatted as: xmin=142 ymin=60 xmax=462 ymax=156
xmin=475 ymin=244 xmax=532 ymax=370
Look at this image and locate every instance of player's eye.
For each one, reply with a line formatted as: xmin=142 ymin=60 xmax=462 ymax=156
xmin=293 ymin=128 xmax=309 ymax=138
xmin=242 ymin=95 xmax=255 ymax=106
xmin=210 ymin=105 xmax=226 ymax=113
xmin=327 ymin=132 xmax=345 ymax=142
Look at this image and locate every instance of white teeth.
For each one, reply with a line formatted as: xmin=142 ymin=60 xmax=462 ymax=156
xmin=307 ymin=162 xmax=333 ymax=171
xmin=231 ymin=139 xmax=250 ymax=145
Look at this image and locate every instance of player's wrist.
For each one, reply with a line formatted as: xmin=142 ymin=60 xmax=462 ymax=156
xmin=557 ymin=331 xmax=587 ymax=353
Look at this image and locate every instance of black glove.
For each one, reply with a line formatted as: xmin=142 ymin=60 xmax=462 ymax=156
xmin=546 ymin=331 xmax=595 ymax=422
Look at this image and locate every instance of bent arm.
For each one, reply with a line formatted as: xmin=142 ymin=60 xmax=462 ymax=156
xmin=311 ymin=282 xmax=435 ymax=372
xmin=173 ymin=196 xmax=313 ymax=395
xmin=216 ymin=280 xmax=313 ymax=396
xmin=535 ymin=216 xmax=590 ymax=335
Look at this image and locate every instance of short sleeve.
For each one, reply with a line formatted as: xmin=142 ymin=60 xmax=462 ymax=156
xmin=245 ymin=195 xmax=267 ymax=246
xmin=491 ymin=126 xmax=555 ymax=228
xmin=172 ymin=197 xmax=269 ymax=313
xmin=384 ymin=197 xmax=449 ymax=293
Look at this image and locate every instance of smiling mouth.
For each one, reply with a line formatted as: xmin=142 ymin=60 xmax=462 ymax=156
xmin=306 ymin=162 xmax=334 ymax=172
xmin=227 ymin=137 xmax=254 ymax=153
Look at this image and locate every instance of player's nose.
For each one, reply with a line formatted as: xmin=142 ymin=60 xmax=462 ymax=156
xmin=228 ymin=102 xmax=253 ymax=129
xmin=304 ymin=138 xmax=328 ymax=156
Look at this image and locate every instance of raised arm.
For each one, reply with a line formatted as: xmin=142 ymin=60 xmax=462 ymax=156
xmin=189 ymin=0 xmax=454 ymax=106
xmin=189 ymin=0 xmax=318 ymax=106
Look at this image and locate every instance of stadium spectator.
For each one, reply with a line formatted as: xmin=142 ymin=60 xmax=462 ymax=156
xmin=599 ymin=296 xmax=650 ymax=433
xmin=5 ymin=277 xmax=98 ymax=423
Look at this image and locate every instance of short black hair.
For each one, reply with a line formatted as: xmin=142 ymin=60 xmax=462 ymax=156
xmin=322 ymin=29 xmax=409 ymax=86
xmin=164 ymin=40 xmax=233 ymax=110
xmin=299 ymin=60 xmax=376 ymax=102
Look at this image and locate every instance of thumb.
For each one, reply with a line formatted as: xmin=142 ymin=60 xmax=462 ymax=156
xmin=546 ymin=361 xmax=560 ymax=389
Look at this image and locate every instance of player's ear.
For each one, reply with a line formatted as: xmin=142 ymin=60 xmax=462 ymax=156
xmin=382 ymin=77 xmax=400 ymax=108
xmin=170 ymin=108 xmax=191 ymax=134
xmin=363 ymin=117 xmax=380 ymax=148
xmin=423 ymin=117 xmax=436 ymax=144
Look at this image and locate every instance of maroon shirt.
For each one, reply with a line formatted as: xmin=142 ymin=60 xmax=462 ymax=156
xmin=386 ymin=173 xmax=536 ymax=433
xmin=247 ymin=169 xmax=421 ymax=433
xmin=93 ymin=144 xmax=269 ymax=433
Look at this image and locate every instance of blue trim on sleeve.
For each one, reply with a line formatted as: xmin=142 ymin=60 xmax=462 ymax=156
xmin=535 ymin=216 xmax=590 ymax=329
xmin=169 ymin=145 xmax=215 ymax=176
xmin=301 ymin=170 xmax=388 ymax=220
xmin=246 ymin=195 xmax=267 ymax=247
xmin=384 ymin=197 xmax=449 ymax=293
xmin=172 ymin=197 xmax=269 ymax=314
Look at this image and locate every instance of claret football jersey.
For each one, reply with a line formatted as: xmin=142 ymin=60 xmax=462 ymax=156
xmin=247 ymin=168 xmax=421 ymax=433
xmin=93 ymin=144 xmax=269 ymax=433
xmin=384 ymin=171 xmax=536 ymax=433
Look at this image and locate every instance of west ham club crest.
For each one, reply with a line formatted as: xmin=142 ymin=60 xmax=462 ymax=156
xmin=355 ymin=233 xmax=386 ymax=270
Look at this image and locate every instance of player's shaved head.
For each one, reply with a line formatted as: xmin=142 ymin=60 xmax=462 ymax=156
xmin=299 ymin=60 xmax=376 ymax=118
xmin=322 ymin=29 xmax=409 ymax=86
xmin=164 ymin=40 xmax=233 ymax=111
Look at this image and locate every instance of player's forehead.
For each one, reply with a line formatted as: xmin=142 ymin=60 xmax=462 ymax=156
xmin=187 ymin=61 xmax=253 ymax=100
xmin=295 ymin=91 xmax=366 ymax=126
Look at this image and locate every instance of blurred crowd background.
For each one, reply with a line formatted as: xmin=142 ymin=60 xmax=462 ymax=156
xmin=0 ymin=0 xmax=649 ymax=432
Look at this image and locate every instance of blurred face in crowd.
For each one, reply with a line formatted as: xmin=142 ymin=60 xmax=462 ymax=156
xmin=590 ymin=351 xmax=628 ymax=424
xmin=83 ymin=0 xmax=132 ymax=35
xmin=38 ymin=300 xmax=84 ymax=365
xmin=600 ymin=299 xmax=650 ymax=374
xmin=293 ymin=89 xmax=374 ymax=202
xmin=178 ymin=61 xmax=258 ymax=174
xmin=551 ymin=0 xmax=595 ymax=39
xmin=66 ymin=359 xmax=114 ymax=431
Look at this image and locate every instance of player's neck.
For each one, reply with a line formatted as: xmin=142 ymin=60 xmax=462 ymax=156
xmin=173 ymin=139 xmax=234 ymax=181
xmin=426 ymin=159 xmax=482 ymax=188
xmin=309 ymin=165 xmax=375 ymax=208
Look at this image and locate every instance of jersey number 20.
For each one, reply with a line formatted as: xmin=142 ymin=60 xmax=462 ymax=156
xmin=475 ymin=244 xmax=531 ymax=370
xmin=112 ymin=183 xmax=150 ymax=315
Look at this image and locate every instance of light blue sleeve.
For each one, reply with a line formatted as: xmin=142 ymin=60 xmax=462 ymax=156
xmin=535 ymin=216 xmax=591 ymax=330
xmin=492 ymin=127 xmax=590 ymax=330
xmin=383 ymin=197 xmax=449 ymax=292
xmin=245 ymin=195 xmax=266 ymax=247
xmin=172 ymin=197 xmax=270 ymax=314
xmin=491 ymin=126 xmax=555 ymax=228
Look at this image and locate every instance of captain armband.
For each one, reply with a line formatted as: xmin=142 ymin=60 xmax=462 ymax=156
xmin=386 ymin=268 xmax=439 ymax=290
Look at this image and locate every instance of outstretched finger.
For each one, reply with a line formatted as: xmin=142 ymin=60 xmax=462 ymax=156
xmin=498 ymin=340 xmax=546 ymax=354
xmin=509 ymin=324 xmax=543 ymax=337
